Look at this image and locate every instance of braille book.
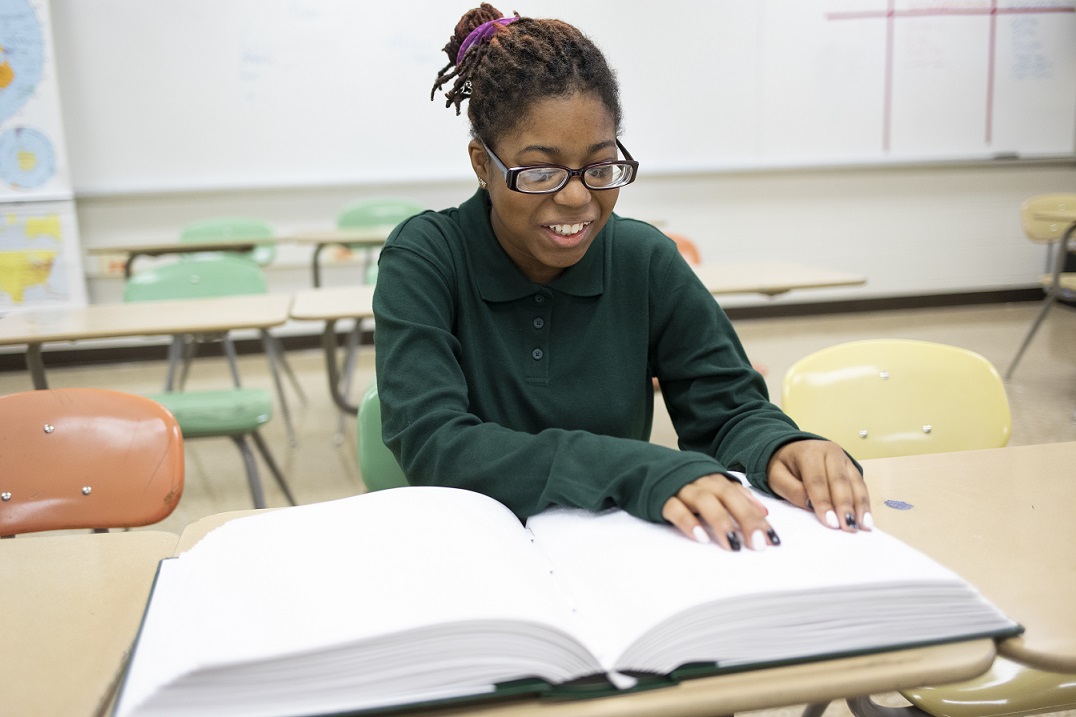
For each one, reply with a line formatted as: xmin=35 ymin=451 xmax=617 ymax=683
xmin=113 ymin=485 xmax=1019 ymax=717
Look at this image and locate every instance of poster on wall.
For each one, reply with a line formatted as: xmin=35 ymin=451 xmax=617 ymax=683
xmin=0 ymin=0 xmax=87 ymax=310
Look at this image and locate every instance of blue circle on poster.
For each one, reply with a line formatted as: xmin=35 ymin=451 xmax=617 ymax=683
xmin=0 ymin=127 xmax=56 ymax=189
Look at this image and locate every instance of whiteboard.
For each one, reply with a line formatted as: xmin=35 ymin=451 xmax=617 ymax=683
xmin=49 ymin=0 xmax=1076 ymax=195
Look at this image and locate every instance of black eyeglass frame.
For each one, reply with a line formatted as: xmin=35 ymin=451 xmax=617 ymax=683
xmin=482 ymin=140 xmax=639 ymax=194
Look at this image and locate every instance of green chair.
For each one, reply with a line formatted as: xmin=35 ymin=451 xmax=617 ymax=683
xmin=334 ymin=198 xmax=424 ymax=285
xmin=356 ymin=382 xmax=407 ymax=492
xmin=784 ymin=340 xmax=1073 ymax=717
xmin=144 ymin=388 xmax=295 ymax=509
xmin=124 ymin=255 xmax=298 ymax=445
xmin=329 ymin=198 xmax=424 ymax=441
xmin=179 ymin=216 xmax=277 ymax=267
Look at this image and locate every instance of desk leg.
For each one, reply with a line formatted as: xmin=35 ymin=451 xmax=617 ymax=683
xmin=311 ymin=244 xmax=327 ymax=288
xmin=26 ymin=344 xmax=48 ymax=389
xmin=321 ymin=319 xmax=359 ymax=417
xmin=260 ymin=330 xmax=297 ymax=447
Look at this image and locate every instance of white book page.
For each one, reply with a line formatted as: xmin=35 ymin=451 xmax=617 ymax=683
xmin=526 ymin=490 xmax=965 ymax=669
xmin=116 ymin=487 xmax=589 ymax=717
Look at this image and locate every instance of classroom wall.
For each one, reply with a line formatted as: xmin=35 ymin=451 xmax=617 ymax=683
xmin=54 ymin=0 xmax=1076 ymax=329
xmin=77 ymin=161 xmax=1076 ymax=314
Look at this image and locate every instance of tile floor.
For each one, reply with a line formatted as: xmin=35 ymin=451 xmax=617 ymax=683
xmin=3 ymin=300 xmax=1074 ymax=716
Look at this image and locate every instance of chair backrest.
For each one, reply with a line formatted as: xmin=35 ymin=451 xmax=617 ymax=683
xmin=180 ymin=217 xmax=276 ymax=266
xmin=357 ymin=382 xmax=408 ymax=492
xmin=124 ymin=255 xmax=268 ymax=302
xmin=664 ymin=232 xmax=702 ymax=265
xmin=336 ymin=198 xmax=424 ymax=231
xmin=782 ymin=339 xmax=1011 ymax=460
xmin=1020 ymin=193 xmax=1076 ymax=244
xmin=0 ymin=388 xmax=184 ymax=536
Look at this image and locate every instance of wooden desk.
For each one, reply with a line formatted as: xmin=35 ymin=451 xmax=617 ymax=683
xmin=87 ymin=238 xmax=281 ymax=278
xmin=290 ymin=285 xmax=375 ymax=414
xmin=288 ymin=263 xmax=866 ymax=415
xmin=0 ymin=293 xmax=293 ymax=390
xmin=692 ymin=262 xmax=866 ymax=296
xmin=287 ymin=227 xmax=391 ymax=287
xmin=0 ymin=531 xmax=179 ymax=717
xmin=861 ymin=441 xmax=1076 ymax=674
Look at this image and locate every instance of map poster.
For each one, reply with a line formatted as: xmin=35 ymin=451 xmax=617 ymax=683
xmin=1 ymin=0 xmax=73 ymax=200
xmin=0 ymin=200 xmax=86 ymax=311
xmin=1 ymin=0 xmax=86 ymax=311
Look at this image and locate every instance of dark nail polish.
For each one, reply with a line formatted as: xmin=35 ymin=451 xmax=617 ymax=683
xmin=726 ymin=531 xmax=742 ymax=551
xmin=766 ymin=528 xmax=781 ymax=546
xmin=845 ymin=512 xmax=858 ymax=529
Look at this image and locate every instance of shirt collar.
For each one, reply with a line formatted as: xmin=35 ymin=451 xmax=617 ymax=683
xmin=462 ymin=190 xmax=607 ymax=302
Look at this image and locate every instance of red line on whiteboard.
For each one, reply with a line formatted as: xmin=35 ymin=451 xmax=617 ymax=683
xmin=986 ymin=1 xmax=997 ymax=144
xmin=884 ymin=0 xmax=895 ymax=151
xmin=826 ymin=2 xmax=1075 ymax=153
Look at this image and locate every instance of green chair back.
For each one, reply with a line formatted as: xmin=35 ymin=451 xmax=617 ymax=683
xmin=124 ymin=255 xmax=268 ymax=302
xmin=357 ymin=382 xmax=408 ymax=492
xmin=337 ymin=198 xmax=423 ymax=284
xmin=180 ymin=217 xmax=276 ymax=267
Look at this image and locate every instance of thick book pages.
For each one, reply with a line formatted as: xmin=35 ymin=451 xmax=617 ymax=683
xmin=112 ymin=486 xmax=1019 ymax=717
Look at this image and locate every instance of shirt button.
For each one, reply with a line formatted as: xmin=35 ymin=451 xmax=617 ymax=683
xmin=532 ymin=317 xmax=545 ymax=329
xmin=534 ymin=294 xmax=546 ymax=304
xmin=531 ymin=348 xmax=544 ymax=360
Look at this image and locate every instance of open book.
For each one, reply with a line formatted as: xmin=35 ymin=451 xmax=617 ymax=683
xmin=113 ymin=485 xmax=1019 ymax=717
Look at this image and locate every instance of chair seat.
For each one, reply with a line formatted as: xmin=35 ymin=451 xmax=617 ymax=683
xmin=146 ymin=388 xmax=273 ymax=438
xmin=903 ymin=657 xmax=1076 ymax=717
xmin=1039 ymin=272 xmax=1076 ymax=294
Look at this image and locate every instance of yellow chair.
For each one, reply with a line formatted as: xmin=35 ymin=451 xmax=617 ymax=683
xmin=782 ymin=339 xmax=1011 ymax=460
xmin=356 ymin=381 xmax=407 ymax=492
xmin=1005 ymin=193 xmax=1076 ymax=380
xmin=0 ymin=388 xmax=184 ymax=537
xmin=785 ymin=340 xmax=1074 ymax=717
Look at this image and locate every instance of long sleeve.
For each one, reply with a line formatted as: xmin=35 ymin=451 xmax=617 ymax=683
xmin=373 ymin=192 xmax=821 ymax=522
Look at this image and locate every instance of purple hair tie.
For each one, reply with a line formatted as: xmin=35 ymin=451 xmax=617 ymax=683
xmin=456 ymin=16 xmax=518 ymax=64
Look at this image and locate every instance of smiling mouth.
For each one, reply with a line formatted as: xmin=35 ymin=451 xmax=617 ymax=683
xmin=546 ymin=222 xmax=591 ymax=237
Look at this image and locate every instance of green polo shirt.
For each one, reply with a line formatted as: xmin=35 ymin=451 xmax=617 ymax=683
xmin=372 ymin=190 xmax=820 ymax=522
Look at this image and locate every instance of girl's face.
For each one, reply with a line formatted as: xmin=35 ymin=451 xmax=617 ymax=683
xmin=469 ymin=91 xmax=621 ymax=285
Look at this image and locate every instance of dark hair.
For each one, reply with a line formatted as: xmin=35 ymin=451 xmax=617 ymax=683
xmin=431 ymin=4 xmax=622 ymax=146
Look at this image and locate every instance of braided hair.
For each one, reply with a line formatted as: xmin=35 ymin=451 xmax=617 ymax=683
xmin=431 ymin=4 xmax=622 ymax=146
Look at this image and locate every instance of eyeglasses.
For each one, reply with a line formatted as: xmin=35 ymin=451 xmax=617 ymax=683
xmin=482 ymin=140 xmax=639 ymax=194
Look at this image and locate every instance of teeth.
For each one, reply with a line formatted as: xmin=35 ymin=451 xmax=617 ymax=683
xmin=549 ymin=222 xmax=588 ymax=236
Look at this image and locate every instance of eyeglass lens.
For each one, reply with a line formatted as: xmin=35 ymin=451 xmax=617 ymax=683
xmin=515 ymin=163 xmax=634 ymax=193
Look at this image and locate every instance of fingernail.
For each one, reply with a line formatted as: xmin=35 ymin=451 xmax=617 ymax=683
xmin=845 ymin=512 xmax=858 ymax=530
xmin=806 ymin=498 xmax=814 ymax=510
xmin=692 ymin=525 xmax=711 ymax=544
xmin=766 ymin=528 xmax=781 ymax=546
xmin=825 ymin=510 xmax=840 ymax=529
xmin=750 ymin=530 xmax=767 ymax=551
xmin=726 ymin=531 xmax=742 ymax=551
xmin=862 ymin=512 xmax=875 ymax=530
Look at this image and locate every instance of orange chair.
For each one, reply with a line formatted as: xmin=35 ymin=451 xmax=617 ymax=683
xmin=0 ymin=388 xmax=184 ymax=537
xmin=664 ymin=232 xmax=702 ymax=265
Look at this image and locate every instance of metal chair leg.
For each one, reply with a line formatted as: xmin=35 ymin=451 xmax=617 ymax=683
xmin=230 ymin=435 xmax=266 ymax=509
xmin=250 ymin=430 xmax=296 ymax=505
xmin=334 ymin=319 xmax=363 ymax=443
xmin=1005 ymin=295 xmax=1056 ymax=380
xmin=802 ymin=701 xmax=831 ymax=717
xmin=261 ymin=331 xmax=297 ymax=447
